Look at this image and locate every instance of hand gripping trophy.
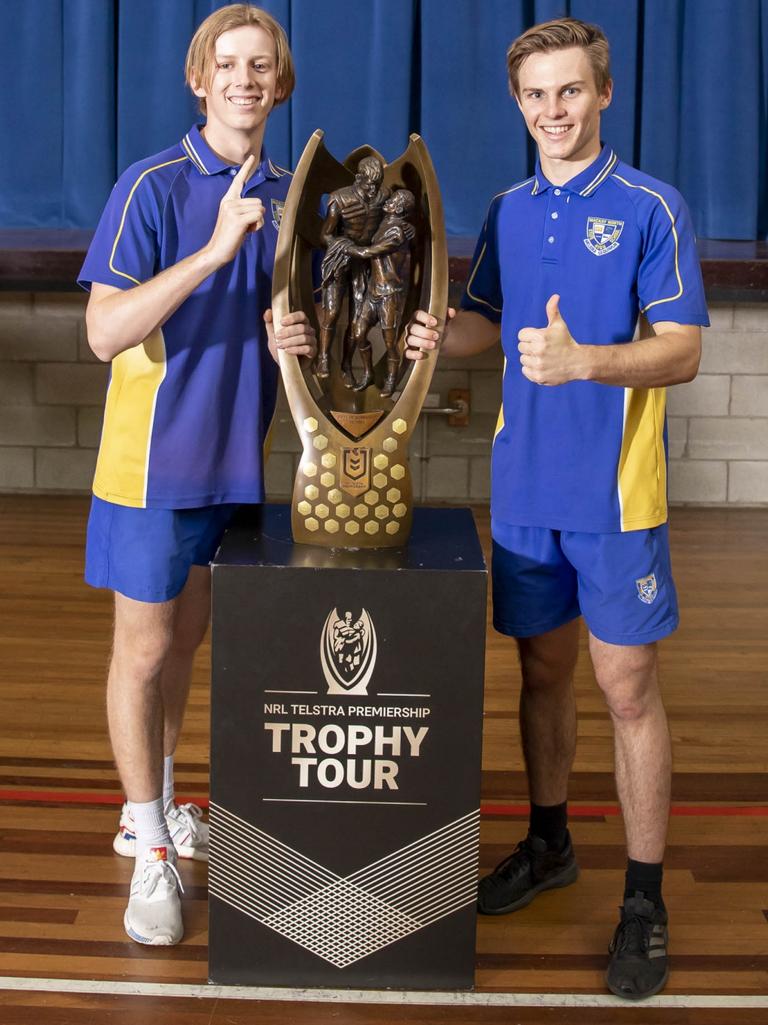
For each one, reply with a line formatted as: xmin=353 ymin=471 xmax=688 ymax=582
xmin=272 ymin=132 xmax=447 ymax=549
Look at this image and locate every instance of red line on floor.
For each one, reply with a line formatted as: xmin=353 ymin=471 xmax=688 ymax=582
xmin=0 ymin=791 xmax=210 ymax=808
xmin=481 ymin=803 xmax=768 ymax=817
xmin=0 ymin=791 xmax=766 ymax=816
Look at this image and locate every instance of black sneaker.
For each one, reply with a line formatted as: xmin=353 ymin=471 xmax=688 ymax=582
xmin=477 ymin=832 xmax=578 ymax=915
xmin=606 ymin=892 xmax=669 ymax=1000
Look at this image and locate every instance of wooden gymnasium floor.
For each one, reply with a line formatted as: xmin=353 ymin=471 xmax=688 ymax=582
xmin=0 ymin=495 xmax=766 ymax=1025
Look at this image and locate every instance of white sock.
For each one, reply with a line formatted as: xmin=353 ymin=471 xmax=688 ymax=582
xmin=162 ymin=755 xmax=175 ymax=813
xmin=129 ymin=797 xmax=173 ymax=859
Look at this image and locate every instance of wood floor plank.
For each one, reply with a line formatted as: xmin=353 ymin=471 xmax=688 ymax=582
xmin=0 ymin=992 xmax=767 ymax=1025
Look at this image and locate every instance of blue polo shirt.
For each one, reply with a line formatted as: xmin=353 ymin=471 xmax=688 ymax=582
xmin=79 ymin=124 xmax=292 ymax=509
xmin=461 ymin=144 xmax=709 ymax=535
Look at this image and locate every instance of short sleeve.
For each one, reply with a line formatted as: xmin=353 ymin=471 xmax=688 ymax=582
xmin=460 ymin=199 xmax=503 ymax=324
xmin=78 ymin=165 xmax=161 ymax=292
xmin=637 ymin=190 xmax=709 ymax=326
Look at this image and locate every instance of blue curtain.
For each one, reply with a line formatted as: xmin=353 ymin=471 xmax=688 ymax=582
xmin=0 ymin=0 xmax=115 ymax=228
xmin=2 ymin=0 xmax=767 ymax=238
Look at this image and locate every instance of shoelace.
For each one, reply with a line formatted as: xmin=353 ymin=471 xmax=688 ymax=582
xmin=135 ymin=855 xmax=185 ymax=901
xmin=611 ymin=913 xmax=650 ymax=955
xmin=171 ymin=802 xmax=204 ymax=841
xmin=493 ymin=840 xmax=533 ymax=880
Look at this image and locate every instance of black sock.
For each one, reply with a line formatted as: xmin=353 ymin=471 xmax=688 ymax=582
xmin=624 ymin=858 xmax=664 ymax=907
xmin=529 ymin=801 xmax=568 ymax=851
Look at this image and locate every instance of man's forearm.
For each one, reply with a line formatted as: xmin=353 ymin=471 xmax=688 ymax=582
xmin=87 ymin=156 xmax=266 ymax=362
xmin=86 ymin=247 xmax=220 ymax=361
xmin=576 ymin=330 xmax=701 ymax=388
xmin=518 ymin=304 xmax=702 ymax=389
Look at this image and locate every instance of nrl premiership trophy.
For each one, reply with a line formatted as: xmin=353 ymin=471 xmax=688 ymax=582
xmin=272 ymin=132 xmax=447 ymax=548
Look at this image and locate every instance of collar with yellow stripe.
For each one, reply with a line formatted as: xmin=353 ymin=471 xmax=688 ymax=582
xmin=531 ymin=145 xmax=618 ymax=197
xmin=179 ymin=124 xmax=291 ymax=181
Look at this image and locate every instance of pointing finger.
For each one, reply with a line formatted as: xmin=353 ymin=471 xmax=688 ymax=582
xmin=225 ymin=154 xmax=257 ymax=198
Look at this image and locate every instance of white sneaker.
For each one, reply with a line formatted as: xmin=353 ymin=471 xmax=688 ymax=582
xmin=113 ymin=802 xmax=209 ymax=861
xmin=124 ymin=845 xmax=184 ymax=946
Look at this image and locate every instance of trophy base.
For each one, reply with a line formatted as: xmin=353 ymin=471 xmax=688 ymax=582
xmin=209 ymin=504 xmax=487 ymax=990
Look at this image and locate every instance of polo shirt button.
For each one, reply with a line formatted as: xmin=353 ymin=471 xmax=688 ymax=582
xmin=548 ymin=235 xmax=555 ymax=244
xmin=551 ymin=212 xmax=559 ymax=220
xmin=230 ymin=168 xmax=237 ymax=176
xmin=554 ymin=188 xmax=561 ymax=195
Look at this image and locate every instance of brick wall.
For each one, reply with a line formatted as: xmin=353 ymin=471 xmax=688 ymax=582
xmin=0 ymin=293 xmax=107 ymax=492
xmin=666 ymin=306 xmax=768 ymax=504
xmin=1 ymin=292 xmax=765 ymax=505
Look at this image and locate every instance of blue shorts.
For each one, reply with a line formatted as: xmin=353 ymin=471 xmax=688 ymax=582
xmin=84 ymin=496 xmax=239 ymax=603
xmin=491 ymin=524 xmax=679 ymax=646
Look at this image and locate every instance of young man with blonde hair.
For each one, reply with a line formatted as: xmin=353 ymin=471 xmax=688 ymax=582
xmin=79 ymin=4 xmax=315 ymax=945
xmin=406 ymin=17 xmax=708 ymax=1000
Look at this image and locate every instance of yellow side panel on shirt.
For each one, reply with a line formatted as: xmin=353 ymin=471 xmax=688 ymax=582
xmin=493 ymin=357 xmax=507 ymax=441
xmin=92 ymin=329 xmax=167 ymax=508
xmin=617 ymin=386 xmax=667 ymax=531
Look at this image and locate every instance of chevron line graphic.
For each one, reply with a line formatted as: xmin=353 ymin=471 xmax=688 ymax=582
xmin=209 ymin=803 xmax=480 ymax=967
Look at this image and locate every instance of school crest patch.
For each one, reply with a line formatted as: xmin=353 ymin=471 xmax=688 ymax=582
xmin=584 ymin=216 xmax=624 ymax=256
xmin=635 ymin=574 xmax=658 ymax=605
xmin=271 ymin=198 xmax=285 ymax=231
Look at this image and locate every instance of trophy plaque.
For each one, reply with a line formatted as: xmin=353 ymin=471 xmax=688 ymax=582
xmin=272 ymin=131 xmax=447 ymax=548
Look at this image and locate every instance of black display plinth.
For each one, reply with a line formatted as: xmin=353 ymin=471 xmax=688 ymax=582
xmin=209 ymin=504 xmax=487 ymax=990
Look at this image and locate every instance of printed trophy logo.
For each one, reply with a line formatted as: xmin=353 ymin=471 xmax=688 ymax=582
xmin=272 ymin=131 xmax=447 ymax=548
xmin=584 ymin=216 xmax=624 ymax=256
xmin=320 ymin=607 xmax=378 ymax=695
xmin=340 ymin=447 xmax=370 ymax=494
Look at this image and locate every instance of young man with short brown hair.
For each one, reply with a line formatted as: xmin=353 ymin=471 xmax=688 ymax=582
xmin=406 ymin=17 xmax=708 ymax=999
xmin=80 ymin=4 xmax=315 ymax=946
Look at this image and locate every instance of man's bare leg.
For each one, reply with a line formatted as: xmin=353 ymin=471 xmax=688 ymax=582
xmin=589 ymin=636 xmax=670 ymax=863
xmin=107 ymin=569 xmax=212 ymax=945
xmin=517 ymin=619 xmax=580 ymax=806
xmin=155 ymin=566 xmax=212 ymax=861
xmin=161 ymin=565 xmax=212 ymax=762
xmin=107 ymin=567 xmax=211 ymax=798
xmin=591 ymin=636 xmax=671 ymax=999
xmin=107 ymin=587 xmax=183 ymax=945
xmin=478 ymin=619 xmax=580 ymax=914
xmin=109 ymin=567 xmax=212 ymax=856
xmin=107 ymin=593 xmax=176 ymax=805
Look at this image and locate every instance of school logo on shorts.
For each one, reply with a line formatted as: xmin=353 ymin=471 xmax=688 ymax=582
xmin=635 ymin=574 xmax=658 ymax=604
xmin=271 ymin=198 xmax=285 ymax=231
xmin=584 ymin=217 xmax=624 ymax=256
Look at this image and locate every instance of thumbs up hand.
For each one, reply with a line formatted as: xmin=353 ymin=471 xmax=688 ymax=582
xmin=517 ymin=294 xmax=582 ymax=385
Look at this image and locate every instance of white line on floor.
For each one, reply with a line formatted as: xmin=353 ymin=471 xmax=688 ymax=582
xmin=0 ymin=977 xmax=766 ymax=1008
